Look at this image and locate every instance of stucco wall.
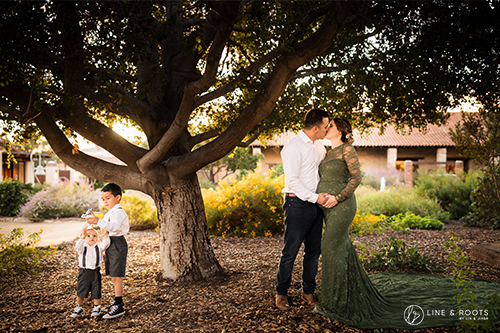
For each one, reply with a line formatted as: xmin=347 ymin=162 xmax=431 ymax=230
xmin=257 ymin=146 xmax=474 ymax=175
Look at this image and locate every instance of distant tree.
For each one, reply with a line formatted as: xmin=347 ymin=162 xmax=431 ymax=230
xmin=451 ymin=109 xmax=500 ymax=228
xmin=202 ymin=147 xmax=264 ymax=184
xmin=1 ymin=1 xmax=499 ymax=280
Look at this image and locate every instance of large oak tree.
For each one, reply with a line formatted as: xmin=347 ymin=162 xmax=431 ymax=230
xmin=1 ymin=1 xmax=498 ymax=281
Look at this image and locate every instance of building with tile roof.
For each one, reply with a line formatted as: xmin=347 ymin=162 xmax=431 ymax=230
xmin=251 ymin=112 xmax=478 ymax=177
xmin=0 ymin=140 xmax=51 ymax=184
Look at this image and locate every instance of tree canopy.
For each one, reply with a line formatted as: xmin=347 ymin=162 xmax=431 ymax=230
xmin=1 ymin=0 xmax=499 ymax=281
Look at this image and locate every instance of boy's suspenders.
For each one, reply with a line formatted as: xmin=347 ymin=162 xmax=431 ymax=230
xmin=82 ymin=246 xmax=100 ymax=269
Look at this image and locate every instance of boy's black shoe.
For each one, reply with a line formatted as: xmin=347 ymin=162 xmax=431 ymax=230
xmin=104 ymin=301 xmax=124 ymax=311
xmin=103 ymin=303 xmax=125 ymax=319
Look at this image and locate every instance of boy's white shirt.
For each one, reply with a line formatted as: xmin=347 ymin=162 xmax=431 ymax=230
xmin=97 ymin=203 xmax=129 ymax=237
xmin=75 ymin=237 xmax=110 ymax=269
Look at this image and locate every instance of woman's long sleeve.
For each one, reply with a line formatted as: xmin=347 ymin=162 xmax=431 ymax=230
xmin=335 ymin=144 xmax=362 ymax=202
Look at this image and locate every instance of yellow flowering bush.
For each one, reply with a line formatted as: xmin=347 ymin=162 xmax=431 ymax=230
xmin=350 ymin=210 xmax=388 ymax=236
xmin=120 ymin=195 xmax=158 ymax=230
xmin=202 ymin=171 xmax=285 ymax=237
xmin=0 ymin=228 xmax=57 ymax=278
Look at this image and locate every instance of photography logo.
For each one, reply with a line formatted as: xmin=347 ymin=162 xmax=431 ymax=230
xmin=404 ymin=305 xmax=424 ymax=325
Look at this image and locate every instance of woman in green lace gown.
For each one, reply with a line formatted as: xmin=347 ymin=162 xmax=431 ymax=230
xmin=315 ymin=118 xmax=499 ymax=329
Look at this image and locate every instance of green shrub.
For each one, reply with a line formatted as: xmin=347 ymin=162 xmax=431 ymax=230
xmin=356 ymin=186 xmax=450 ymax=222
xmin=0 ymin=179 xmax=30 ymax=216
xmin=415 ymin=169 xmax=480 ymax=220
xmin=386 ymin=212 xmax=446 ymax=230
xmin=120 ymin=194 xmax=158 ymax=230
xmin=202 ymin=171 xmax=284 ymax=237
xmin=0 ymin=227 xmax=57 ymax=278
xmin=462 ymin=168 xmax=500 ymax=229
xmin=19 ymin=181 xmax=99 ymax=221
xmin=357 ymin=237 xmax=441 ymax=273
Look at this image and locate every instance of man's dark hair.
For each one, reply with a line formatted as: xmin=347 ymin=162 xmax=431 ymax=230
xmin=304 ymin=108 xmax=329 ymax=129
xmin=101 ymin=183 xmax=122 ymax=197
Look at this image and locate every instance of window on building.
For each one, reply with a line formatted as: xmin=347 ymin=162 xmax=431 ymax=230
xmin=396 ymin=159 xmax=419 ymax=173
xmin=2 ymin=161 xmax=26 ymax=183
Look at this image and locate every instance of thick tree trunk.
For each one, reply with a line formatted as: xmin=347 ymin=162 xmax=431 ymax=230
xmin=153 ymin=174 xmax=224 ymax=281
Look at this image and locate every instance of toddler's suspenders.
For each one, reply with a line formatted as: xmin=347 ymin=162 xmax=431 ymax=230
xmin=82 ymin=246 xmax=100 ymax=269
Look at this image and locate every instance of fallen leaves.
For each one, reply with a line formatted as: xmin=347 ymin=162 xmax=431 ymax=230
xmin=0 ymin=221 xmax=498 ymax=332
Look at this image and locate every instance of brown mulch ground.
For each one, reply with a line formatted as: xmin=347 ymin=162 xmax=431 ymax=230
xmin=0 ymin=221 xmax=499 ymax=333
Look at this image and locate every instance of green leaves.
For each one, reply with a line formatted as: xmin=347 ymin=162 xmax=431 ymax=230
xmin=386 ymin=212 xmax=446 ymax=231
xmin=0 ymin=179 xmax=30 ymax=216
xmin=0 ymin=227 xmax=56 ymax=278
xmin=357 ymin=237 xmax=442 ymax=273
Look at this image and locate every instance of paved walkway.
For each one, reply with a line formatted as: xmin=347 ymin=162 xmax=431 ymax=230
xmin=0 ymin=217 xmax=84 ymax=247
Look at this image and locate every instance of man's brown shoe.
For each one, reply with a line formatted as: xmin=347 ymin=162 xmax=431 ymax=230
xmin=302 ymin=293 xmax=318 ymax=307
xmin=275 ymin=295 xmax=289 ymax=310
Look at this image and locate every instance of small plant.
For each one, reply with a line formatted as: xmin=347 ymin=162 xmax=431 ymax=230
xmin=357 ymin=237 xmax=441 ymax=273
xmin=444 ymin=233 xmax=500 ymax=332
xmin=0 ymin=227 xmax=57 ymax=278
xmin=386 ymin=212 xmax=446 ymax=230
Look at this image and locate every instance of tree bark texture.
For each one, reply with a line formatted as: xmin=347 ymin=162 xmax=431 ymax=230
xmin=153 ymin=175 xmax=223 ymax=281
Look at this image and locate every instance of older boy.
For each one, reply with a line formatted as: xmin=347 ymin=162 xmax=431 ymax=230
xmin=87 ymin=183 xmax=129 ymax=319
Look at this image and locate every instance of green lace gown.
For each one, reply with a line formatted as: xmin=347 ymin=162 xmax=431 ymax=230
xmin=315 ymin=143 xmax=500 ymax=329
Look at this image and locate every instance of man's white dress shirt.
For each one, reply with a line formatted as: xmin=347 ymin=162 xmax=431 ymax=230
xmin=281 ymin=130 xmax=326 ymax=203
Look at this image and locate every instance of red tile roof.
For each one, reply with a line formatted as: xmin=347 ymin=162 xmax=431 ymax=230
xmin=253 ymin=112 xmax=464 ymax=148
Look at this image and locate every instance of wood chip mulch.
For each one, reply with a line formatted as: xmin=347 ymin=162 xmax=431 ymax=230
xmin=0 ymin=220 xmax=499 ymax=333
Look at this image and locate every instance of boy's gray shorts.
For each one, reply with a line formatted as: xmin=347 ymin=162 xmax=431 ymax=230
xmin=105 ymin=236 xmax=128 ymax=277
xmin=76 ymin=268 xmax=102 ymax=299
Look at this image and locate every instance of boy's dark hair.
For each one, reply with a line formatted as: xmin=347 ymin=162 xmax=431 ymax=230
xmin=101 ymin=183 xmax=122 ymax=197
xmin=304 ymin=108 xmax=329 ymax=129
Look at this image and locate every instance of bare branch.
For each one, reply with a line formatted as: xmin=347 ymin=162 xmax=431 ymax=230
xmin=237 ymin=124 xmax=269 ymax=147
xmin=293 ymin=66 xmax=345 ymax=79
xmin=34 ymin=113 xmax=146 ymax=190
xmin=104 ymin=83 xmax=150 ymax=115
xmin=86 ymin=66 xmax=137 ymax=81
xmin=51 ymin=104 xmax=147 ymax=170
xmin=232 ymin=26 xmax=255 ymax=33
xmin=189 ymin=128 xmax=221 ymax=148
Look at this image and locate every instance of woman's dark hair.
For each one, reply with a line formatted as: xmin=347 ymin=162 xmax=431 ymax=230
xmin=304 ymin=108 xmax=329 ymax=129
xmin=333 ymin=118 xmax=354 ymax=144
